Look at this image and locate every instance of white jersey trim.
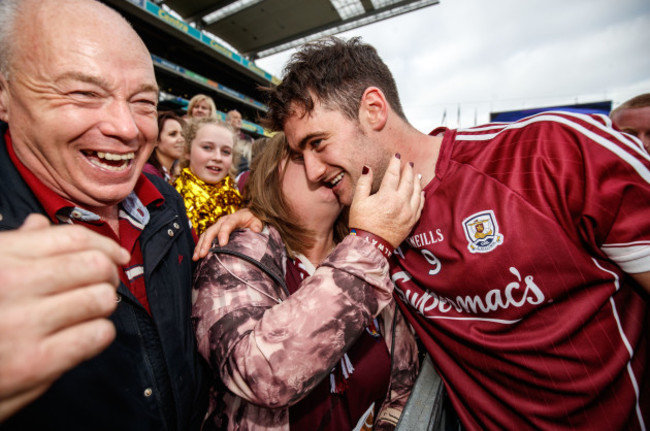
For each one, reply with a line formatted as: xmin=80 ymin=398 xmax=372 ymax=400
xmin=593 ymin=258 xmax=646 ymax=430
xmin=601 ymin=242 xmax=650 ymax=274
xmin=455 ymin=112 xmax=650 ymax=182
xmin=352 ymin=402 xmax=375 ymax=431
xmin=293 ymin=252 xmax=316 ymax=276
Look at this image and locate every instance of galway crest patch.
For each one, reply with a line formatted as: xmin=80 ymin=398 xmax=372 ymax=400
xmin=462 ymin=210 xmax=504 ymax=253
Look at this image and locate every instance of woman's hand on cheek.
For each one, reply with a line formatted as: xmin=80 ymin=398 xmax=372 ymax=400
xmin=348 ymin=154 xmax=424 ymax=248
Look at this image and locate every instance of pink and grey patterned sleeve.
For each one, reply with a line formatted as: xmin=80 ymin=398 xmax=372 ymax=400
xmin=192 ymin=229 xmax=394 ymax=408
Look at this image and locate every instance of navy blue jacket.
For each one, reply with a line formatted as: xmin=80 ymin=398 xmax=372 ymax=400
xmin=0 ymin=122 xmax=208 ymax=430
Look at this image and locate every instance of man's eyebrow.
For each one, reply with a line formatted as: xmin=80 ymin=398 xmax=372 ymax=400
xmin=136 ymin=83 xmax=160 ymax=94
xmin=55 ymin=71 xmax=110 ymax=88
xmin=298 ymin=132 xmax=323 ymax=150
xmin=54 ymin=72 xmax=159 ymax=94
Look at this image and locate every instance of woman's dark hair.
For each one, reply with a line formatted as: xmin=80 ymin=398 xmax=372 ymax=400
xmin=147 ymin=111 xmax=185 ymax=172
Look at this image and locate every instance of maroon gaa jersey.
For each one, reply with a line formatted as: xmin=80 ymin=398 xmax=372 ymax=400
xmin=391 ymin=112 xmax=650 ymax=430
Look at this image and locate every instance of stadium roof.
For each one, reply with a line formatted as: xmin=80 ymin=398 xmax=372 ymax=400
xmin=157 ymin=0 xmax=439 ymax=59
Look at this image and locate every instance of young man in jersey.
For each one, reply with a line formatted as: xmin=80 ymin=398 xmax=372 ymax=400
xmin=610 ymin=93 xmax=650 ymax=152
xmin=263 ymin=37 xmax=650 ymax=429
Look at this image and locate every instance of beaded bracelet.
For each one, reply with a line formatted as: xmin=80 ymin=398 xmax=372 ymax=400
xmin=349 ymin=228 xmax=394 ymax=260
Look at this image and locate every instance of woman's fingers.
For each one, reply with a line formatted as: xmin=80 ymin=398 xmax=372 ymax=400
xmin=353 ymin=165 xmax=374 ymax=201
xmin=349 ymin=156 xmax=423 ymax=247
xmin=193 ymin=209 xmax=265 ymax=260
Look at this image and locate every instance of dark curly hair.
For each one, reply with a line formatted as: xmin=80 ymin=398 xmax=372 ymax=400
xmin=262 ymin=36 xmax=406 ymax=131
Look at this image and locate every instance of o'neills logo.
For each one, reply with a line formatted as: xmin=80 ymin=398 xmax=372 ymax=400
xmin=463 ymin=210 xmax=503 ymax=253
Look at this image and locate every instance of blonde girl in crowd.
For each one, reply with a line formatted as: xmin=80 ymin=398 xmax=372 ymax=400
xmin=174 ymin=118 xmax=242 ymax=235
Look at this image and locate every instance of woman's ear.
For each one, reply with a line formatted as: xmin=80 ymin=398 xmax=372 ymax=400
xmin=359 ymin=87 xmax=388 ymax=131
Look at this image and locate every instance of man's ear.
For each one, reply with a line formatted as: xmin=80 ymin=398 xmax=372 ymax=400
xmin=0 ymin=73 xmax=9 ymax=122
xmin=359 ymin=87 xmax=388 ymax=131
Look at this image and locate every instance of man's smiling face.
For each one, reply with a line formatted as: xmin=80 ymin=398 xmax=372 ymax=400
xmin=0 ymin=0 xmax=159 ymax=210
xmin=283 ymin=98 xmax=390 ymax=206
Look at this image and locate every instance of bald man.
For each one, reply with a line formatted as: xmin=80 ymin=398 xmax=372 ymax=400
xmin=0 ymin=0 xmax=206 ymax=429
xmin=611 ymin=93 xmax=650 ymax=152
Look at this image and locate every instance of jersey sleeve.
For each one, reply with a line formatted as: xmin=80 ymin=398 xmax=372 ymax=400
xmin=459 ymin=111 xmax=650 ymax=274
xmin=561 ymin=113 xmax=650 ymax=273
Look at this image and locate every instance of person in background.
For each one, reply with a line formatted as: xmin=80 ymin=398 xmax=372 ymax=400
xmin=193 ymin=132 xmax=421 ymax=431
xmin=169 ymin=158 xmax=183 ymax=184
xmin=235 ymin=136 xmax=267 ymax=193
xmin=230 ymin=137 xmax=251 ymax=179
xmin=226 ymin=109 xmax=255 ymax=183
xmin=610 ymin=93 xmax=650 ymax=152
xmin=175 ymin=118 xmax=242 ymax=236
xmin=143 ymin=111 xmax=185 ymax=183
xmin=0 ymin=0 xmax=207 ymax=429
xmin=226 ymin=109 xmax=253 ymax=143
xmin=187 ymin=94 xmax=217 ymax=119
